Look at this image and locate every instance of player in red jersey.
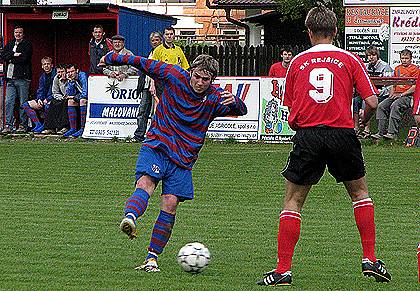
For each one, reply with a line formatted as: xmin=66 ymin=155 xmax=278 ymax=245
xmin=257 ymin=6 xmax=391 ymax=286
xmin=268 ymin=49 xmax=294 ymax=78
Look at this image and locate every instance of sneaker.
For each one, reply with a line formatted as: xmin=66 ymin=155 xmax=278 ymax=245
xmin=383 ymin=133 xmax=397 ymax=140
xmin=57 ymin=128 xmax=68 ymax=135
xmin=71 ymin=128 xmax=84 ymax=138
xmin=32 ymin=124 xmax=44 ymax=133
xmin=41 ymin=129 xmax=56 ymax=134
xmin=135 ymin=258 xmax=160 ymax=273
xmin=119 ymin=217 xmax=137 ymax=239
xmin=63 ymin=128 xmax=77 ymax=137
xmin=1 ymin=125 xmax=12 ymax=134
xmin=16 ymin=125 xmax=27 ymax=134
xmin=362 ymin=259 xmax=391 ymax=282
xmin=371 ymin=133 xmax=383 ymax=139
xmin=256 ymin=270 xmax=292 ymax=286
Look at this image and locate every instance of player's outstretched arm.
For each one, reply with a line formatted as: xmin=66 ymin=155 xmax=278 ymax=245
xmin=218 ymin=90 xmax=247 ymax=116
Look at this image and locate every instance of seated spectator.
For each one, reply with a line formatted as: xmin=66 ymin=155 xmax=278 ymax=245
xmin=268 ymin=48 xmax=293 ymax=78
xmin=63 ymin=64 xmax=88 ymax=138
xmin=21 ymin=56 xmax=56 ymax=133
xmin=102 ymin=35 xmax=138 ymax=81
xmin=372 ymin=49 xmax=419 ymax=140
xmin=41 ymin=63 xmax=70 ymax=134
xmin=354 ymin=46 xmax=393 ymax=138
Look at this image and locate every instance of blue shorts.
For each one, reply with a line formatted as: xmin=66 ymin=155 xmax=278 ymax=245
xmin=135 ymin=146 xmax=194 ymax=201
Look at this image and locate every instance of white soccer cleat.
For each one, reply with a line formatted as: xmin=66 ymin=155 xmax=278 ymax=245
xmin=135 ymin=258 xmax=160 ymax=273
xmin=119 ymin=217 xmax=137 ymax=240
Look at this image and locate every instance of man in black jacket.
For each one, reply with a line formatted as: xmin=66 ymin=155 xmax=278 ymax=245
xmin=1 ymin=25 xmax=33 ymax=134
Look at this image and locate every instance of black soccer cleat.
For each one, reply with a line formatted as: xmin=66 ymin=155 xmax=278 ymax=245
xmin=256 ymin=270 xmax=292 ymax=286
xmin=362 ymin=259 xmax=391 ymax=282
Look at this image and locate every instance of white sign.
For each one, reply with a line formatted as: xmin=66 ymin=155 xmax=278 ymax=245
xmin=52 ymin=10 xmax=68 ymax=20
xmin=209 ymin=77 xmax=260 ymax=141
xmin=344 ymin=0 xmax=420 ymax=5
xmin=83 ymin=76 xmax=140 ymax=139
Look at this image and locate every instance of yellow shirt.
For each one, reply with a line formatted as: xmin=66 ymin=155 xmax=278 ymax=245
xmin=152 ymin=43 xmax=189 ymax=70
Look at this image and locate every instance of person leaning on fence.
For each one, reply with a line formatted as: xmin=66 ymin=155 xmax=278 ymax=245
xmin=41 ymin=63 xmax=70 ymax=134
xmin=354 ymin=46 xmax=393 ymax=138
xmin=102 ymin=34 xmax=138 ymax=81
xmin=21 ymin=56 xmax=56 ymax=133
xmin=63 ymin=64 xmax=88 ymax=138
xmin=371 ymin=49 xmax=420 ymax=140
xmin=89 ymin=24 xmax=112 ymax=75
xmin=268 ymin=48 xmax=294 ymax=78
xmin=133 ymin=31 xmax=163 ymax=142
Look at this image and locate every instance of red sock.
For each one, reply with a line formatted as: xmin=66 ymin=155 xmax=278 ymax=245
xmin=353 ymin=198 xmax=376 ymax=262
xmin=276 ymin=210 xmax=301 ymax=274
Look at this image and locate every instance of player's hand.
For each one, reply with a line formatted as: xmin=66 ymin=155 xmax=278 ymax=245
xmin=98 ymin=56 xmax=107 ymax=67
xmin=220 ymin=90 xmax=236 ymax=106
xmin=390 ymin=92 xmax=402 ymax=99
xmin=116 ymin=73 xmax=126 ymax=81
xmin=109 ymin=72 xmax=117 ymax=78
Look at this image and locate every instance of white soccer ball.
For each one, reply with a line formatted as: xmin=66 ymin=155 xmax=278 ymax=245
xmin=177 ymin=242 xmax=211 ymax=274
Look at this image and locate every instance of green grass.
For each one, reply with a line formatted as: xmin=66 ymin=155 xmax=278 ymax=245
xmin=0 ymin=139 xmax=418 ymax=290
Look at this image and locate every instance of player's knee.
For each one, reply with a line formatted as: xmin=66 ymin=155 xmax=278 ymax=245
xmin=135 ymin=176 xmax=155 ymax=193
xmin=160 ymin=195 xmax=179 ymax=214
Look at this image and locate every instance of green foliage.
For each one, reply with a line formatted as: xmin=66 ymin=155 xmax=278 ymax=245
xmin=0 ymin=140 xmax=418 ymax=289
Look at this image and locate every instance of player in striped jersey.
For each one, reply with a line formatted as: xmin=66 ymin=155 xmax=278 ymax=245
xmin=257 ymin=5 xmax=391 ymax=286
xmin=99 ymin=53 xmax=247 ymax=272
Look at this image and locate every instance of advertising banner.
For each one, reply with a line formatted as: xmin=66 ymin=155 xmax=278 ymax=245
xmin=345 ymin=1 xmax=420 ymax=5
xmin=345 ymin=6 xmax=390 ymax=62
xmin=83 ymin=76 xmax=140 ymax=139
xmin=259 ymin=78 xmax=294 ymax=143
xmin=208 ymin=77 xmax=260 ymax=141
xmin=389 ymin=7 xmax=420 ymax=67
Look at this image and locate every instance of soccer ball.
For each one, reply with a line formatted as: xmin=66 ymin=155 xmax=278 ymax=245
xmin=177 ymin=242 xmax=211 ymax=274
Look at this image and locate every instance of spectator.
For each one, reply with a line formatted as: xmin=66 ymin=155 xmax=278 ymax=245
xmin=21 ymin=56 xmax=56 ymax=133
xmin=102 ymin=35 xmax=138 ymax=81
xmin=63 ymin=64 xmax=88 ymax=138
xmin=354 ymin=46 xmax=393 ymax=138
xmin=413 ymin=74 xmax=420 ymax=126
xmin=89 ymin=24 xmax=111 ymax=74
xmin=1 ymin=25 xmax=33 ymax=134
xmin=149 ymin=26 xmax=189 ymax=98
xmin=371 ymin=49 xmax=420 ymax=140
xmin=268 ymin=48 xmax=294 ymax=78
xmin=42 ymin=63 xmax=70 ymax=134
xmin=133 ymin=31 xmax=162 ymax=142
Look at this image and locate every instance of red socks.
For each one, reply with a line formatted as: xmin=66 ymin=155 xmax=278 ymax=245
xmin=276 ymin=210 xmax=301 ymax=274
xmin=353 ymin=198 xmax=377 ymax=262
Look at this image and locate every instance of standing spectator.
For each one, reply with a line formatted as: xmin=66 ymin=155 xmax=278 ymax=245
xmin=63 ymin=64 xmax=88 ymax=138
xmin=354 ymin=46 xmax=393 ymax=138
xmin=42 ymin=63 xmax=70 ymax=134
xmin=102 ymin=35 xmax=138 ymax=81
xmin=21 ymin=56 xmax=56 ymax=133
xmin=257 ymin=6 xmax=391 ymax=286
xmin=371 ymin=49 xmax=419 ymax=140
xmin=1 ymin=25 xmax=32 ymax=134
xmin=149 ymin=26 xmax=189 ymax=98
xmin=268 ymin=48 xmax=294 ymax=78
xmin=99 ymin=53 xmax=247 ymax=273
xmin=133 ymin=31 xmax=162 ymax=142
xmin=89 ymin=24 xmax=111 ymax=74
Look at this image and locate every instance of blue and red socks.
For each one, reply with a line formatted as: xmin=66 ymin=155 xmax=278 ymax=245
xmin=80 ymin=105 xmax=87 ymax=129
xmin=22 ymin=102 xmax=40 ymax=124
xmin=353 ymin=198 xmax=377 ymax=262
xmin=124 ymin=188 xmax=150 ymax=221
xmin=67 ymin=105 xmax=77 ymax=130
xmin=147 ymin=210 xmax=176 ymax=259
xmin=276 ymin=210 xmax=301 ymax=274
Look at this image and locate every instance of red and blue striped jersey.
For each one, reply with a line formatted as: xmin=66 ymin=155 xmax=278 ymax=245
xmin=105 ymin=53 xmax=248 ymax=169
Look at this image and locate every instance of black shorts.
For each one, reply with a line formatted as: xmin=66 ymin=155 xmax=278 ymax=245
xmin=282 ymin=127 xmax=366 ymax=185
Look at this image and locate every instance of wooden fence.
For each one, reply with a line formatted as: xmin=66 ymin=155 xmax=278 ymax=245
xmin=182 ymin=44 xmax=309 ymax=77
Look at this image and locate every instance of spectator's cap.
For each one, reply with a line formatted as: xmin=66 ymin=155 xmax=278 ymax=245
xmin=111 ymin=34 xmax=125 ymax=41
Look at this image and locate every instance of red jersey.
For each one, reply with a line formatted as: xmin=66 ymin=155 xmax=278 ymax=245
xmin=284 ymin=44 xmax=378 ymax=130
xmin=413 ymin=74 xmax=420 ymax=115
xmin=269 ymin=62 xmax=288 ymax=78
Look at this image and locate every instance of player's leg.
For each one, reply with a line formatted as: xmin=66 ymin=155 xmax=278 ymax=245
xmin=372 ymin=98 xmax=393 ymax=138
xmin=63 ymin=99 xmax=78 ymax=137
xmin=22 ymin=100 xmax=43 ymax=132
xmin=385 ymin=95 xmax=412 ymax=139
xmin=72 ymin=98 xmax=87 ymax=138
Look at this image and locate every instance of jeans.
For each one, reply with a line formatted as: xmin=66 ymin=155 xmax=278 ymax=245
xmin=5 ymin=79 xmax=30 ymax=128
xmin=134 ymin=89 xmax=153 ymax=141
xmin=377 ymin=95 xmax=413 ymax=135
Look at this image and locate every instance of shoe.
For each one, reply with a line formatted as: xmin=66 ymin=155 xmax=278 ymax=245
xmin=362 ymin=259 xmax=391 ymax=282
xmin=16 ymin=125 xmax=27 ymax=134
xmin=120 ymin=217 xmax=137 ymax=239
xmin=256 ymin=270 xmax=292 ymax=286
xmin=41 ymin=129 xmax=56 ymax=134
xmin=63 ymin=128 xmax=77 ymax=137
xmin=135 ymin=258 xmax=160 ymax=273
xmin=1 ymin=125 xmax=12 ymax=134
xmin=371 ymin=133 xmax=383 ymax=139
xmin=383 ymin=133 xmax=397 ymax=140
xmin=71 ymin=128 xmax=84 ymax=138
xmin=32 ymin=124 xmax=44 ymax=133
xmin=57 ymin=128 xmax=68 ymax=135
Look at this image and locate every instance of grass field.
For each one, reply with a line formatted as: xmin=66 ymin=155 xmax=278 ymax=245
xmin=0 ymin=138 xmax=418 ymax=290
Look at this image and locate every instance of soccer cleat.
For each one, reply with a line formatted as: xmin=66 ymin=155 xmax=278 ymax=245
xmin=362 ymin=259 xmax=391 ymax=282
xmin=16 ymin=125 xmax=27 ymax=134
xmin=256 ymin=270 xmax=292 ymax=286
xmin=32 ymin=124 xmax=44 ymax=133
xmin=63 ymin=128 xmax=77 ymax=137
xmin=71 ymin=128 xmax=84 ymax=138
xmin=119 ymin=217 xmax=137 ymax=239
xmin=383 ymin=133 xmax=397 ymax=140
xmin=135 ymin=258 xmax=160 ymax=273
xmin=1 ymin=125 xmax=12 ymax=134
